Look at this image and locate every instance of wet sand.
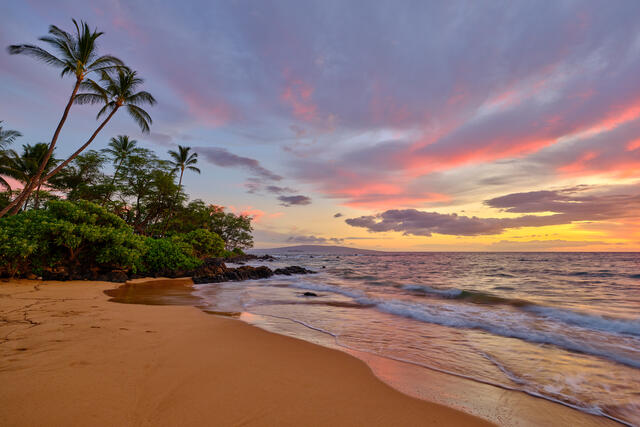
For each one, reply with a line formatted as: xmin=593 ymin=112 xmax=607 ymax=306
xmin=0 ymin=279 xmax=490 ymax=426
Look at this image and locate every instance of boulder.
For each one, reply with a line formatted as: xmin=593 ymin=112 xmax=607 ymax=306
xmin=303 ymin=292 xmax=318 ymax=297
xmin=273 ymin=266 xmax=316 ymax=276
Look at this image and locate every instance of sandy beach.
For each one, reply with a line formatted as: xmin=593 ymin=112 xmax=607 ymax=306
xmin=0 ymin=279 xmax=491 ymax=426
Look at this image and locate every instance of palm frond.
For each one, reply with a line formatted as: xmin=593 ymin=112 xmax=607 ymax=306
xmin=126 ymin=91 xmax=157 ymax=107
xmin=7 ymin=44 xmax=66 ymax=68
xmin=87 ymin=55 xmax=124 ymax=73
xmin=96 ymin=102 xmax=117 ymax=120
xmin=127 ymin=105 xmax=152 ymax=133
xmin=74 ymin=93 xmax=107 ymax=105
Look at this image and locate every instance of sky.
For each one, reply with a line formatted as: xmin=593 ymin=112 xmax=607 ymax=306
xmin=2 ymin=0 xmax=640 ymax=251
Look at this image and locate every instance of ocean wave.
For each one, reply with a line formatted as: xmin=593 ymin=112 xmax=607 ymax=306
xmin=281 ymin=281 xmax=640 ymax=367
xmin=368 ymin=298 xmax=640 ymax=369
xmin=402 ymin=284 xmax=530 ymax=306
xmin=402 ymin=284 xmax=463 ymax=298
xmin=402 ymin=284 xmax=640 ymax=336
xmin=284 ymin=280 xmax=365 ymax=300
xmin=526 ymin=305 xmax=640 ymax=337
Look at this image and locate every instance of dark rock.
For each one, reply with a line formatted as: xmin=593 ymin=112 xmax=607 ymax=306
xmin=303 ymin=292 xmax=318 ymax=297
xmin=102 ymin=270 xmax=129 ymax=283
xmin=274 ymin=266 xmax=316 ymax=276
xmin=192 ymin=263 xmax=274 ymax=284
xmin=41 ymin=266 xmax=69 ymax=281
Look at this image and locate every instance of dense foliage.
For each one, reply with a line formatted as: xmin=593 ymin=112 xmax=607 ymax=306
xmin=140 ymin=237 xmax=202 ymax=275
xmin=0 ymin=200 xmax=236 ymax=278
xmin=0 ymin=200 xmax=145 ymax=276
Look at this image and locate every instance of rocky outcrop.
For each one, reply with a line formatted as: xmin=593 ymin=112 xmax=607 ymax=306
xmin=273 ymin=266 xmax=315 ymax=275
xmin=191 ymin=258 xmax=314 ymax=284
xmin=224 ymin=254 xmax=277 ymax=264
xmin=32 ymin=256 xmax=311 ymax=285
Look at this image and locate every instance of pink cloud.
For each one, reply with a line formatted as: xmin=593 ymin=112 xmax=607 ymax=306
xmin=180 ymin=89 xmax=235 ymax=127
xmin=281 ymin=79 xmax=317 ymax=121
xmin=627 ymin=138 xmax=640 ymax=151
xmin=557 ymin=151 xmax=599 ymax=174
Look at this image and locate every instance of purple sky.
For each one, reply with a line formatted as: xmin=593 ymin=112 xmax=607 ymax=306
xmin=2 ymin=0 xmax=640 ymax=250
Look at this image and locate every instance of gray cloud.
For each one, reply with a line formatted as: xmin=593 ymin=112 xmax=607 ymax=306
xmin=266 ymin=185 xmax=296 ymax=194
xmin=278 ymin=195 xmax=312 ymax=207
xmin=197 ymin=146 xmax=282 ymax=181
xmin=346 ymin=185 xmax=640 ymax=237
xmin=333 ymin=212 xmax=343 ymax=218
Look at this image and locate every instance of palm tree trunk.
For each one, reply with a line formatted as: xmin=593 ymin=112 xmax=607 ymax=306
xmin=162 ymin=169 xmax=184 ymax=236
xmin=42 ymin=106 xmax=120 ymax=182
xmin=102 ymin=159 xmax=123 ymax=206
xmin=34 ymin=182 xmax=42 ymax=210
xmin=0 ymin=78 xmax=82 ymax=218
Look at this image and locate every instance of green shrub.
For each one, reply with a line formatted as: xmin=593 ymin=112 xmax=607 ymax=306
xmin=176 ymin=229 xmax=225 ymax=258
xmin=141 ymin=237 xmax=202 ymax=274
xmin=0 ymin=200 xmax=145 ymax=276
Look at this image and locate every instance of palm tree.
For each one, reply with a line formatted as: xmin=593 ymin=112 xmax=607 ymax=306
xmin=0 ymin=143 xmax=58 ymax=210
xmin=168 ymin=146 xmax=200 ymax=191
xmin=41 ymin=68 xmax=156 ymax=183
xmin=101 ymin=135 xmax=141 ymax=204
xmin=102 ymin=135 xmax=141 ymax=185
xmin=0 ymin=121 xmax=22 ymax=192
xmin=0 ymin=121 xmax=22 ymax=149
xmin=2 ymin=19 xmax=123 ymax=217
xmin=164 ymin=146 xmax=200 ymax=232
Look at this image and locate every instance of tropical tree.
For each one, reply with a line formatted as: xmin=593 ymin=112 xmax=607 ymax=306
xmin=3 ymin=19 xmax=123 ymax=217
xmin=0 ymin=121 xmax=22 ymax=149
xmin=41 ymin=68 xmax=156 ymax=184
xmin=0 ymin=121 xmax=22 ymax=192
xmin=102 ymin=135 xmax=141 ymax=186
xmin=168 ymin=145 xmax=200 ymax=195
xmin=165 ymin=145 xmax=200 ymax=232
xmin=49 ymin=150 xmax=108 ymax=202
xmin=0 ymin=143 xmax=59 ymax=210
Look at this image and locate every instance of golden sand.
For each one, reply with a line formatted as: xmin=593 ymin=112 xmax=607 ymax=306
xmin=0 ymin=279 xmax=490 ymax=426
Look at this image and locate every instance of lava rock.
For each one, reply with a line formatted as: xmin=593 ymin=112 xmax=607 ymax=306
xmin=273 ymin=266 xmax=316 ymax=276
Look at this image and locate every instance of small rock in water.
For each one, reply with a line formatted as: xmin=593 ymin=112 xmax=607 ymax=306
xmin=303 ymin=292 xmax=318 ymax=297
xmin=273 ymin=266 xmax=315 ymax=275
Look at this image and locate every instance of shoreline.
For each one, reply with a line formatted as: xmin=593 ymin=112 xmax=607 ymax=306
xmin=0 ymin=279 xmax=490 ymax=426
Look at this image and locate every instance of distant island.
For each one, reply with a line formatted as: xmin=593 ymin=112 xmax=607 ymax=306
xmin=250 ymin=245 xmax=385 ymax=255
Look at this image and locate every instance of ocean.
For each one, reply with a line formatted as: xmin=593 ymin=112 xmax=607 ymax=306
xmin=194 ymin=252 xmax=640 ymax=425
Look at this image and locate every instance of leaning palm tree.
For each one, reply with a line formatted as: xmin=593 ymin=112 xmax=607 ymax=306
xmin=0 ymin=121 xmax=22 ymax=192
xmin=2 ymin=19 xmax=123 ymax=217
xmin=40 ymin=68 xmax=156 ymax=184
xmin=0 ymin=143 xmax=58 ymax=210
xmin=164 ymin=146 xmax=200 ymax=232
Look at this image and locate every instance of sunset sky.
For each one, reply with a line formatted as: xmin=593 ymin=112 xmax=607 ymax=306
xmin=2 ymin=0 xmax=640 ymax=250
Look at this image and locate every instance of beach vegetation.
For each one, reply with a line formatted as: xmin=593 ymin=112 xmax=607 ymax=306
xmin=0 ymin=18 xmax=255 ymax=279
